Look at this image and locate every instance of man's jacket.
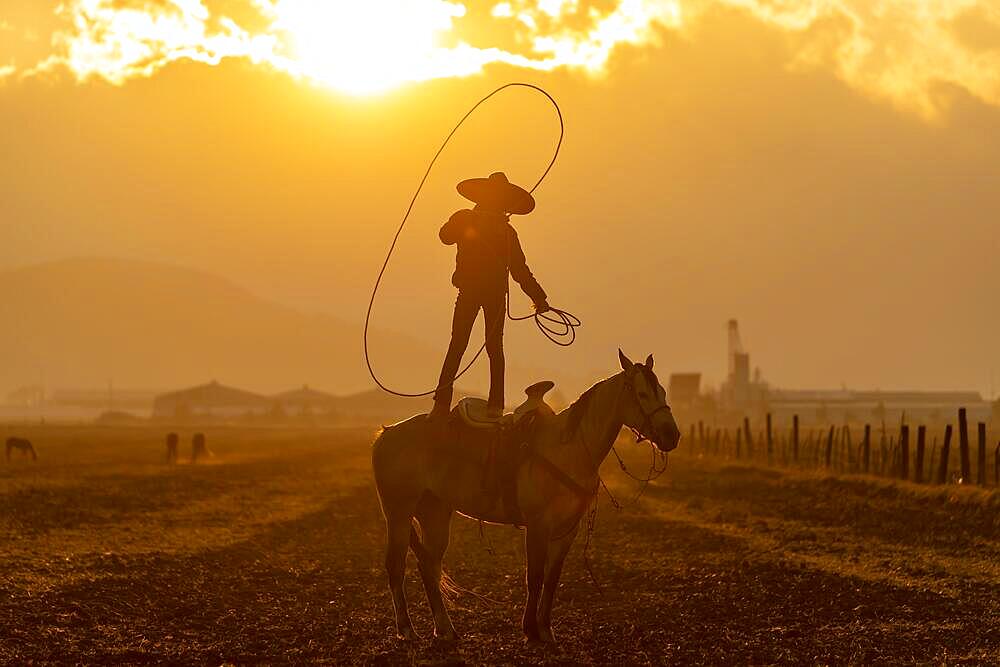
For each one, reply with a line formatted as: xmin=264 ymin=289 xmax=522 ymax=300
xmin=439 ymin=207 xmax=546 ymax=305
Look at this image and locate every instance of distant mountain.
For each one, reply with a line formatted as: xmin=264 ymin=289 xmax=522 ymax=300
xmin=0 ymin=257 xmax=553 ymax=404
xmin=0 ymin=258 xmax=440 ymax=396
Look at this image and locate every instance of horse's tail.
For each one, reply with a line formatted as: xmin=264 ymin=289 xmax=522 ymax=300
xmin=408 ymin=521 xmax=460 ymax=602
xmin=407 ymin=522 xmax=428 ymax=559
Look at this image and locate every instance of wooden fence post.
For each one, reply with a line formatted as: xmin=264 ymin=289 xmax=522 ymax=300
xmin=976 ymin=423 xmax=987 ymax=486
xmin=862 ymin=424 xmax=871 ymax=474
xmin=915 ymin=425 xmax=926 ymax=484
xmin=879 ymin=430 xmax=888 ymax=476
xmin=882 ymin=435 xmax=899 ymax=477
xmin=958 ymin=408 xmax=970 ymax=483
xmin=766 ymin=413 xmax=773 ymax=465
xmin=928 ymin=437 xmax=937 ymax=484
xmin=825 ymin=426 xmax=834 ymax=469
xmin=936 ymin=424 xmax=952 ymax=484
xmin=900 ymin=425 xmax=910 ymax=480
xmin=843 ymin=425 xmax=853 ymax=472
xmin=743 ymin=417 xmax=753 ymax=460
xmin=792 ymin=415 xmax=799 ymax=464
xmin=995 ymin=441 xmax=1000 ymax=486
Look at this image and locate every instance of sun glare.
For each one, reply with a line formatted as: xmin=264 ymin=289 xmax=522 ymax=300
xmin=33 ymin=0 xmax=679 ymax=98
xmin=270 ymin=0 xmax=466 ymax=94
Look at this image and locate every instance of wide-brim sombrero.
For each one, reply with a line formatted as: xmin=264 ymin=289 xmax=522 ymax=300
xmin=456 ymin=171 xmax=535 ymax=215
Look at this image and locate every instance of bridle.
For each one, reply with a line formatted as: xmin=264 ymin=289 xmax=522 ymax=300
xmin=622 ymin=368 xmax=673 ymax=446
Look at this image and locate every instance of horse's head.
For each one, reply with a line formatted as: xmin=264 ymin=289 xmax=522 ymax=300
xmin=617 ymin=349 xmax=681 ymax=452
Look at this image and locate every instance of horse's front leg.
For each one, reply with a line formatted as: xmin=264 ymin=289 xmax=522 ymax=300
xmin=522 ymin=524 xmax=549 ymax=642
xmin=385 ymin=515 xmax=418 ymax=641
xmin=538 ymin=522 xmax=580 ymax=645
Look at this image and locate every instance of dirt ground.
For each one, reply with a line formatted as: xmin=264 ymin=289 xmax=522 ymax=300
xmin=1 ymin=425 xmax=998 ymax=665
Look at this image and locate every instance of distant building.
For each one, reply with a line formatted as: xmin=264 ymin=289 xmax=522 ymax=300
xmin=152 ymin=381 xmax=271 ymax=418
xmin=766 ymin=388 xmax=989 ymax=424
xmin=271 ymin=385 xmax=337 ymax=416
xmin=51 ymin=388 xmax=158 ymax=410
xmin=668 ymin=373 xmax=701 ymax=407
xmin=720 ymin=320 xmax=768 ymax=410
xmin=704 ymin=319 xmax=990 ymax=423
xmin=6 ymin=385 xmax=45 ymax=408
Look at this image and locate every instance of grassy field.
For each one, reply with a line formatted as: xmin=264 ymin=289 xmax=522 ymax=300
xmin=1 ymin=424 xmax=998 ymax=664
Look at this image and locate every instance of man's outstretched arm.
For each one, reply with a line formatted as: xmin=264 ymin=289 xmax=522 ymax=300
xmin=508 ymin=228 xmax=548 ymax=309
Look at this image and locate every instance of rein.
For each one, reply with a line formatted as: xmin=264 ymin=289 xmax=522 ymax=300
xmin=568 ymin=371 xmax=670 ymax=591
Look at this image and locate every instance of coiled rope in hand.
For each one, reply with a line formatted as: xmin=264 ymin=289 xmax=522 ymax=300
xmin=364 ymin=82 xmax=580 ymax=398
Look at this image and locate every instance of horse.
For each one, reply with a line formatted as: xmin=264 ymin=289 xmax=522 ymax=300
xmin=191 ymin=432 xmax=210 ymax=463
xmin=165 ymin=432 xmax=179 ymax=464
xmin=372 ymin=350 xmax=681 ymax=645
xmin=6 ymin=437 xmax=37 ymax=462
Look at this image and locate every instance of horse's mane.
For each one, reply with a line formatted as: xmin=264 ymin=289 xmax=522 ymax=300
xmin=562 ymin=365 xmax=663 ymax=440
xmin=563 ymin=378 xmax=609 ymax=439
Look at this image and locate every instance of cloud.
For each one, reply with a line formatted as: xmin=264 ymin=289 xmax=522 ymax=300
xmin=8 ymin=0 xmax=1000 ymax=117
xmin=26 ymin=0 xmax=278 ymax=84
xmin=17 ymin=0 xmax=678 ymax=93
xmin=709 ymin=0 xmax=1000 ymax=117
xmin=949 ymin=4 xmax=1000 ymax=53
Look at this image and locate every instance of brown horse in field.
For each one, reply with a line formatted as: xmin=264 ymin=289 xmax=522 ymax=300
xmin=6 ymin=437 xmax=37 ymax=461
xmin=372 ymin=350 xmax=681 ymax=645
xmin=166 ymin=432 xmax=179 ymax=464
xmin=191 ymin=433 xmax=210 ymax=463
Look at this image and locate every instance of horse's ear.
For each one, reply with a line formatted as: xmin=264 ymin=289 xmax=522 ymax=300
xmin=618 ymin=349 xmax=633 ymax=371
xmin=645 ymin=354 xmax=654 ymax=370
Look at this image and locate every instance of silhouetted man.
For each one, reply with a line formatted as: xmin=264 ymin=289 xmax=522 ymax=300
xmin=430 ymin=172 xmax=549 ymax=420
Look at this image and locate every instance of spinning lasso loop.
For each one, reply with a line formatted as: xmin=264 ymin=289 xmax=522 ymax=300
xmin=364 ymin=82 xmax=580 ymax=398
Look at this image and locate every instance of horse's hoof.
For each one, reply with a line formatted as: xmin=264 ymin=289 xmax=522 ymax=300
xmin=396 ymin=627 xmax=419 ymax=642
xmin=433 ymin=629 xmax=460 ymax=643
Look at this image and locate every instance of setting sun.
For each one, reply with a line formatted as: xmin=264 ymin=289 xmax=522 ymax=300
xmin=270 ymin=0 xmax=467 ymax=94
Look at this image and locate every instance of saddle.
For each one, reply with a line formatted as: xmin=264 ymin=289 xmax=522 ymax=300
xmin=450 ymin=381 xmax=556 ymax=525
xmin=455 ymin=380 xmax=556 ymax=429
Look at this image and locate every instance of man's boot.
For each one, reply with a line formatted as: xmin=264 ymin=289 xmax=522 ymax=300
xmin=429 ymin=398 xmax=451 ymax=422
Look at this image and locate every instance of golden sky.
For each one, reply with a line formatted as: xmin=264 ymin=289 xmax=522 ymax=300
xmin=1 ymin=0 xmax=999 ymax=395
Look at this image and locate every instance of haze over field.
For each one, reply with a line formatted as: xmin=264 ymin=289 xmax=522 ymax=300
xmin=0 ymin=258 xmax=569 ymax=399
xmin=2 ymin=1 xmax=999 ymax=398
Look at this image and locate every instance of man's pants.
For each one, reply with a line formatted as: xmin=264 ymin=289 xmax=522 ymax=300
xmin=434 ymin=290 xmax=505 ymax=410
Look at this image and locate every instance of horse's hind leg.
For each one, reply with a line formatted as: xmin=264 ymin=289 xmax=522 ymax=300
xmin=385 ymin=514 xmax=418 ymax=641
xmin=414 ymin=493 xmax=457 ymax=641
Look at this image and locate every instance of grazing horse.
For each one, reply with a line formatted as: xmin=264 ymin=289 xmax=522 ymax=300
xmin=6 ymin=437 xmax=37 ymax=461
xmin=372 ymin=350 xmax=681 ymax=645
xmin=165 ymin=432 xmax=179 ymax=464
xmin=191 ymin=433 xmax=210 ymax=463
